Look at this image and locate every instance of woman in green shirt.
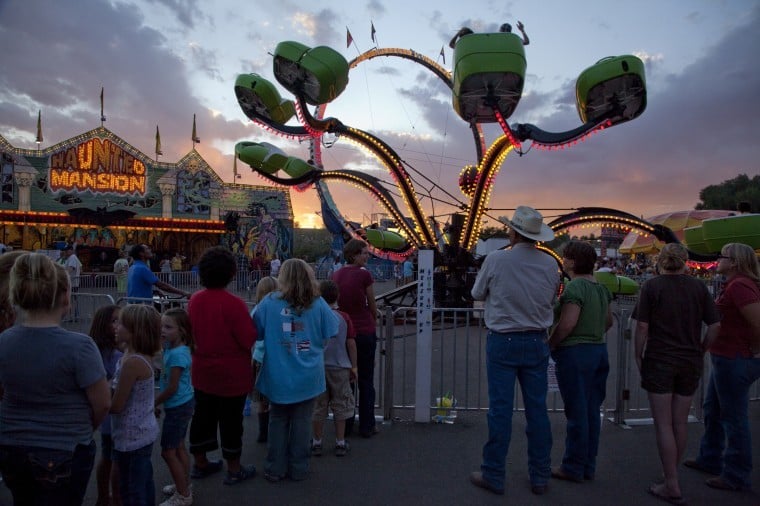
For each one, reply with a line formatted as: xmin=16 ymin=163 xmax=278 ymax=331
xmin=548 ymin=241 xmax=613 ymax=483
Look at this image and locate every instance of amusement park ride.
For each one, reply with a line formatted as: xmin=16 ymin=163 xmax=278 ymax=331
xmin=232 ymin=24 xmax=756 ymax=305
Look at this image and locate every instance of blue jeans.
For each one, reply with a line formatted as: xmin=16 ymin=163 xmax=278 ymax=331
xmin=696 ymin=354 xmax=760 ymax=489
xmin=161 ymin=398 xmax=195 ymax=450
xmin=0 ymin=440 xmax=96 ymax=506
xmin=266 ymin=397 xmax=316 ymax=480
xmin=481 ymin=330 xmax=552 ymax=491
xmin=552 ymin=343 xmax=609 ymax=480
xmin=115 ymin=443 xmax=155 ymax=506
xmin=355 ymin=332 xmax=377 ymax=433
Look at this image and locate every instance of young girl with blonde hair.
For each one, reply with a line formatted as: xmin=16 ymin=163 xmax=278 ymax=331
xmin=155 ymin=308 xmax=195 ymax=506
xmin=111 ymin=304 xmax=162 ymax=505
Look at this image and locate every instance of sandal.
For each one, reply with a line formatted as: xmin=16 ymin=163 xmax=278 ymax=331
xmin=551 ymin=467 xmax=583 ymax=483
xmin=647 ymin=483 xmax=686 ymax=505
xmin=705 ymin=477 xmax=741 ymax=491
xmin=190 ymin=460 xmax=223 ymax=479
xmin=683 ymin=459 xmax=718 ymax=475
xmin=223 ymin=464 xmax=256 ymax=485
xmin=264 ymin=472 xmax=284 ymax=483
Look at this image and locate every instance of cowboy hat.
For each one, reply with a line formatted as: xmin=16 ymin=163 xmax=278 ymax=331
xmin=499 ymin=206 xmax=555 ymax=242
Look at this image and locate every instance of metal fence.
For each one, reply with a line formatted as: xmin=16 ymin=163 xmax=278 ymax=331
xmin=61 ymin=278 xmax=758 ymax=425
xmin=375 ymin=299 xmax=760 ymax=425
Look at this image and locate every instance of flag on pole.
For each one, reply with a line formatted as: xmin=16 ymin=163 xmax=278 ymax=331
xmin=192 ymin=114 xmax=200 ymax=144
xmin=371 ymin=22 xmax=376 ymax=43
xmin=155 ymin=125 xmax=163 ymax=156
xmin=100 ymin=87 xmax=106 ymax=122
xmin=439 ymin=46 xmax=446 ymax=65
xmin=36 ymin=110 xmax=43 ymax=143
xmin=346 ymin=27 xmax=354 ymax=48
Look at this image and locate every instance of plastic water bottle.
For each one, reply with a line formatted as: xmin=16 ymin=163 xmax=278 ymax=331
xmin=243 ymin=398 xmax=252 ymax=416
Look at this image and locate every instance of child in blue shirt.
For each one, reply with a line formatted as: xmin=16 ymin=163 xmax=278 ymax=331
xmin=155 ymin=308 xmax=195 ymax=506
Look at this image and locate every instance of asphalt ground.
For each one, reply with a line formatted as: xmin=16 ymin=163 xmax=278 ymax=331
xmin=1 ymin=404 xmax=758 ymax=506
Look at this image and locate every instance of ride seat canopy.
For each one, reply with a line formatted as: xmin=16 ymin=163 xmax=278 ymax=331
xmin=594 ymin=271 xmax=639 ymax=295
xmin=683 ymin=226 xmax=709 ymax=254
xmin=281 ymin=157 xmax=314 ymax=179
xmin=364 ymin=228 xmax=408 ymax=252
xmin=235 ymin=141 xmax=288 ymax=175
xmin=700 ymin=215 xmax=760 ymax=252
xmin=234 ymin=73 xmax=295 ymax=125
xmin=452 ymin=32 xmax=526 ymax=123
xmin=575 ymin=55 xmax=646 ymax=125
xmin=273 ymin=41 xmax=349 ymax=105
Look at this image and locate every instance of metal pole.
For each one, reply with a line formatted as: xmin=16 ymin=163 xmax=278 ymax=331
xmin=383 ymin=306 xmax=395 ymax=420
xmin=414 ymin=249 xmax=434 ymax=423
xmin=612 ymin=307 xmax=632 ymax=427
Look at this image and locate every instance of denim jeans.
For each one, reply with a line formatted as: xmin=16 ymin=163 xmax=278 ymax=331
xmin=696 ymin=354 xmax=760 ymax=489
xmin=266 ymin=397 xmax=316 ymax=480
xmin=355 ymin=332 xmax=377 ymax=433
xmin=115 ymin=442 xmax=156 ymax=506
xmin=552 ymin=343 xmax=609 ymax=480
xmin=481 ymin=330 xmax=552 ymax=491
xmin=0 ymin=440 xmax=96 ymax=506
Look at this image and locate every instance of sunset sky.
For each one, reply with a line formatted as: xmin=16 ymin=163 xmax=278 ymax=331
xmin=1 ymin=0 xmax=758 ymax=230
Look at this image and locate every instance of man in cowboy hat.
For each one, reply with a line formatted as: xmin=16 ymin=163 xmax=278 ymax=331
xmin=469 ymin=205 xmax=559 ymax=496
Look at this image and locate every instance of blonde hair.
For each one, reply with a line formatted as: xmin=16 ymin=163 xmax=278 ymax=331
xmin=119 ymin=304 xmax=161 ymax=355
xmin=9 ymin=253 xmax=69 ymax=312
xmin=255 ymin=276 xmax=279 ymax=303
xmin=722 ymin=242 xmax=760 ymax=287
xmin=276 ymin=258 xmax=319 ymax=313
xmin=0 ymin=251 xmax=25 ymax=331
xmin=657 ymin=243 xmax=688 ymax=273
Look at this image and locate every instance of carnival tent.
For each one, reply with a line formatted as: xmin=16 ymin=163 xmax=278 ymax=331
xmin=618 ymin=209 xmax=735 ymax=254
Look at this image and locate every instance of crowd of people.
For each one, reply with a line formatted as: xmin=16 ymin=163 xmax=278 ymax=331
xmin=0 ymin=237 xmax=380 ymax=505
xmin=468 ymin=205 xmax=760 ymax=505
xmin=0 ymin=212 xmax=758 ymax=505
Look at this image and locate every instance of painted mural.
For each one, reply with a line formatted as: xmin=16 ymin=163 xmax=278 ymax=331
xmin=0 ymin=127 xmax=293 ymax=267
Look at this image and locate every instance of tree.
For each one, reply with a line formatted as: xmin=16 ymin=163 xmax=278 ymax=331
xmin=478 ymin=226 xmax=508 ymax=240
xmin=695 ymin=173 xmax=760 ymax=212
xmin=292 ymin=228 xmax=333 ymax=262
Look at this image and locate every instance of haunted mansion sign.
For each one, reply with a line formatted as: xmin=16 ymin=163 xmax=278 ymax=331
xmin=49 ymin=138 xmax=147 ymax=195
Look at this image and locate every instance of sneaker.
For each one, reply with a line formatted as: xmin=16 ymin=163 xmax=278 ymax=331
xmin=310 ymin=439 xmax=323 ymax=456
xmin=162 ymin=484 xmax=193 ymax=496
xmin=159 ymin=491 xmax=193 ymax=506
xmin=190 ymin=460 xmax=223 ymax=479
xmin=223 ymin=464 xmax=256 ymax=486
xmin=334 ymin=441 xmax=350 ymax=457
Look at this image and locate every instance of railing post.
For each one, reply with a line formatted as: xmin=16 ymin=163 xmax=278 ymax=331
xmin=383 ymin=306 xmax=395 ymax=420
xmin=612 ymin=307 xmax=632 ymax=427
xmin=414 ymin=249 xmax=434 ymax=423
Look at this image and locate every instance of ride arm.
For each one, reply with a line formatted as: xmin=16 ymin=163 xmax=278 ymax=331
xmin=649 ymin=224 xmax=720 ymax=262
xmin=514 ymin=121 xmax=603 ymax=146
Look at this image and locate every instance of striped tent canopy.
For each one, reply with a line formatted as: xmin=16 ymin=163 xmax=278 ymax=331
xmin=618 ymin=209 xmax=735 ymax=254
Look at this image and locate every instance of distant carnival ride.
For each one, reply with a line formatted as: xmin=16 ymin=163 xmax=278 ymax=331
xmin=231 ymin=24 xmax=718 ymax=291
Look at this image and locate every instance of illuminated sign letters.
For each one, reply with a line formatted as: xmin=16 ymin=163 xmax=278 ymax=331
xmin=49 ymin=138 xmax=147 ymax=195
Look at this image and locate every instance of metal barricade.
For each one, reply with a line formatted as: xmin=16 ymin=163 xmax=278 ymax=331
xmin=61 ymin=292 xmax=116 ymax=334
